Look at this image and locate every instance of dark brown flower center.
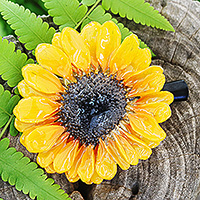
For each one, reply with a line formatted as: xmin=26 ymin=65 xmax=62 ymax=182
xmin=59 ymin=72 xmax=127 ymax=146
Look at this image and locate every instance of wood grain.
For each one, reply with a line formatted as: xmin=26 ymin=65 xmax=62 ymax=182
xmin=0 ymin=0 xmax=199 ymax=199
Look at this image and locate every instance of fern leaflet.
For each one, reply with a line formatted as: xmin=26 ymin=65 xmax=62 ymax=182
xmin=0 ymin=138 xmax=71 ymax=200
xmin=102 ymin=0 xmax=174 ymax=31
xmin=42 ymin=0 xmax=88 ymax=30
xmin=0 ymin=36 xmax=34 ymax=87
xmin=81 ymin=0 xmax=97 ymax=6
xmin=0 ymin=85 xmax=20 ymax=137
xmin=0 ymin=0 xmax=56 ymax=50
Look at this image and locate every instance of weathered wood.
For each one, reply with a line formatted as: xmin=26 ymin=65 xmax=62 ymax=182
xmin=0 ymin=0 xmax=199 ymax=199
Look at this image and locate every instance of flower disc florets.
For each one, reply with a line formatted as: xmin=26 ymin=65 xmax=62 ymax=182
xmin=60 ymin=72 xmax=127 ymax=146
xmin=13 ymin=21 xmax=174 ymax=184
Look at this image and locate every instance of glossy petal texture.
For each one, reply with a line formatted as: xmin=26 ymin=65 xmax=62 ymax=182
xmin=22 ymin=64 xmax=65 ymax=94
xmin=121 ymin=121 xmax=160 ymax=148
xmin=20 ymin=126 xmax=37 ymax=147
xmin=109 ymin=34 xmax=139 ymax=74
xmin=37 ymin=133 xmax=69 ymax=167
xmin=24 ymin=125 xmax=65 ymax=153
xmin=126 ymin=66 xmax=165 ymax=97
xmin=114 ymin=133 xmax=138 ymax=165
xmin=124 ymin=66 xmax=163 ymax=87
xmin=68 ymin=145 xmax=85 ymax=179
xmin=61 ymin=27 xmax=91 ymax=73
xmin=78 ymin=144 xmax=95 ymax=182
xmin=14 ymin=97 xmax=61 ymax=123
xmin=135 ymin=91 xmax=174 ymax=105
xmin=128 ymin=102 xmax=171 ymax=123
xmin=118 ymin=126 xmax=152 ymax=159
xmin=91 ymin=167 xmax=103 ymax=184
xmin=107 ymin=138 xmax=130 ymax=170
xmin=128 ymin=113 xmax=166 ymax=142
xmin=130 ymin=48 xmax=151 ymax=73
xmin=18 ymin=80 xmax=61 ymax=101
xmin=65 ymin=173 xmax=80 ymax=183
xmin=15 ymin=116 xmax=59 ymax=132
xmin=45 ymin=163 xmax=56 ymax=173
xmin=96 ymin=21 xmax=121 ymax=72
xmin=117 ymin=48 xmax=151 ymax=80
xmin=53 ymin=140 xmax=79 ymax=173
xmin=52 ymin=32 xmax=63 ymax=50
xmin=35 ymin=43 xmax=73 ymax=80
xmin=96 ymin=139 xmax=117 ymax=180
xmin=81 ymin=21 xmax=101 ymax=70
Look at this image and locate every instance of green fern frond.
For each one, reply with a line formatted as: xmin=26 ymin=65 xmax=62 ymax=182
xmin=42 ymin=0 xmax=88 ymax=30
xmin=102 ymin=0 xmax=175 ymax=31
xmin=0 ymin=84 xmax=20 ymax=137
xmin=0 ymin=0 xmax=56 ymax=50
xmin=0 ymin=138 xmax=71 ymax=200
xmin=0 ymin=36 xmax=34 ymax=87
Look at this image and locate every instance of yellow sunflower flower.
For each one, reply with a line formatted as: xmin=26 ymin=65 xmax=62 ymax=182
xmin=13 ymin=21 xmax=174 ymax=184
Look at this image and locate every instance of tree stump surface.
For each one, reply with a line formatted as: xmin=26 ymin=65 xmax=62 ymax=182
xmin=0 ymin=0 xmax=200 ymax=199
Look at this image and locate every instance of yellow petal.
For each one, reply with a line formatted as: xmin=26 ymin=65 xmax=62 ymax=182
xmin=37 ymin=133 xmax=68 ymax=167
xmin=61 ymin=27 xmax=91 ymax=73
xmin=114 ymin=133 xmax=138 ymax=165
xmin=18 ymin=80 xmax=61 ymax=101
xmin=45 ymin=163 xmax=56 ymax=173
xmin=65 ymin=172 xmax=80 ymax=183
xmin=22 ymin=64 xmax=65 ymax=94
xmin=118 ymin=126 xmax=152 ymax=160
xmin=68 ymin=145 xmax=85 ymax=179
xmin=53 ymin=140 xmax=79 ymax=173
xmin=135 ymin=91 xmax=174 ymax=105
xmin=128 ymin=102 xmax=172 ymax=123
xmin=96 ymin=21 xmax=121 ymax=72
xmin=15 ymin=116 xmax=59 ymax=132
xmin=109 ymin=34 xmax=139 ymax=74
xmin=128 ymin=71 xmax=165 ymax=97
xmin=81 ymin=21 xmax=102 ymax=70
xmin=35 ymin=43 xmax=73 ymax=80
xmin=25 ymin=125 xmax=65 ymax=153
xmin=107 ymin=138 xmax=130 ymax=170
xmin=20 ymin=126 xmax=37 ymax=146
xmin=131 ymin=48 xmax=151 ymax=72
xmin=77 ymin=144 xmax=95 ymax=183
xmin=91 ymin=167 xmax=103 ymax=184
xmin=124 ymin=66 xmax=163 ymax=87
xmin=96 ymin=139 xmax=117 ymax=180
xmin=117 ymin=48 xmax=151 ymax=80
xmin=13 ymin=96 xmax=61 ymax=123
xmin=128 ymin=113 xmax=166 ymax=142
xmin=52 ymin=32 xmax=63 ymax=50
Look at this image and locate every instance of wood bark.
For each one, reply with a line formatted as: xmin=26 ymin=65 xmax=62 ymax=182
xmin=0 ymin=0 xmax=199 ymax=199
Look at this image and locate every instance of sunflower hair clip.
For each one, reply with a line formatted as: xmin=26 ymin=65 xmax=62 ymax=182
xmin=13 ymin=21 xmax=189 ymax=184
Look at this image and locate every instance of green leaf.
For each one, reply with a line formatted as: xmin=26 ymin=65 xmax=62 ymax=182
xmin=0 ymin=0 xmax=56 ymax=50
xmin=9 ymin=117 xmax=18 ymax=136
xmin=0 ymin=84 xmax=20 ymax=129
xmin=102 ymin=0 xmax=175 ymax=31
xmin=42 ymin=0 xmax=88 ymax=30
xmin=0 ymin=138 xmax=71 ymax=200
xmin=81 ymin=0 xmax=96 ymax=6
xmin=0 ymin=36 xmax=34 ymax=87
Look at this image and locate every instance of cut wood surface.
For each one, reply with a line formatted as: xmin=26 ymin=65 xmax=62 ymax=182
xmin=0 ymin=0 xmax=200 ymax=199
